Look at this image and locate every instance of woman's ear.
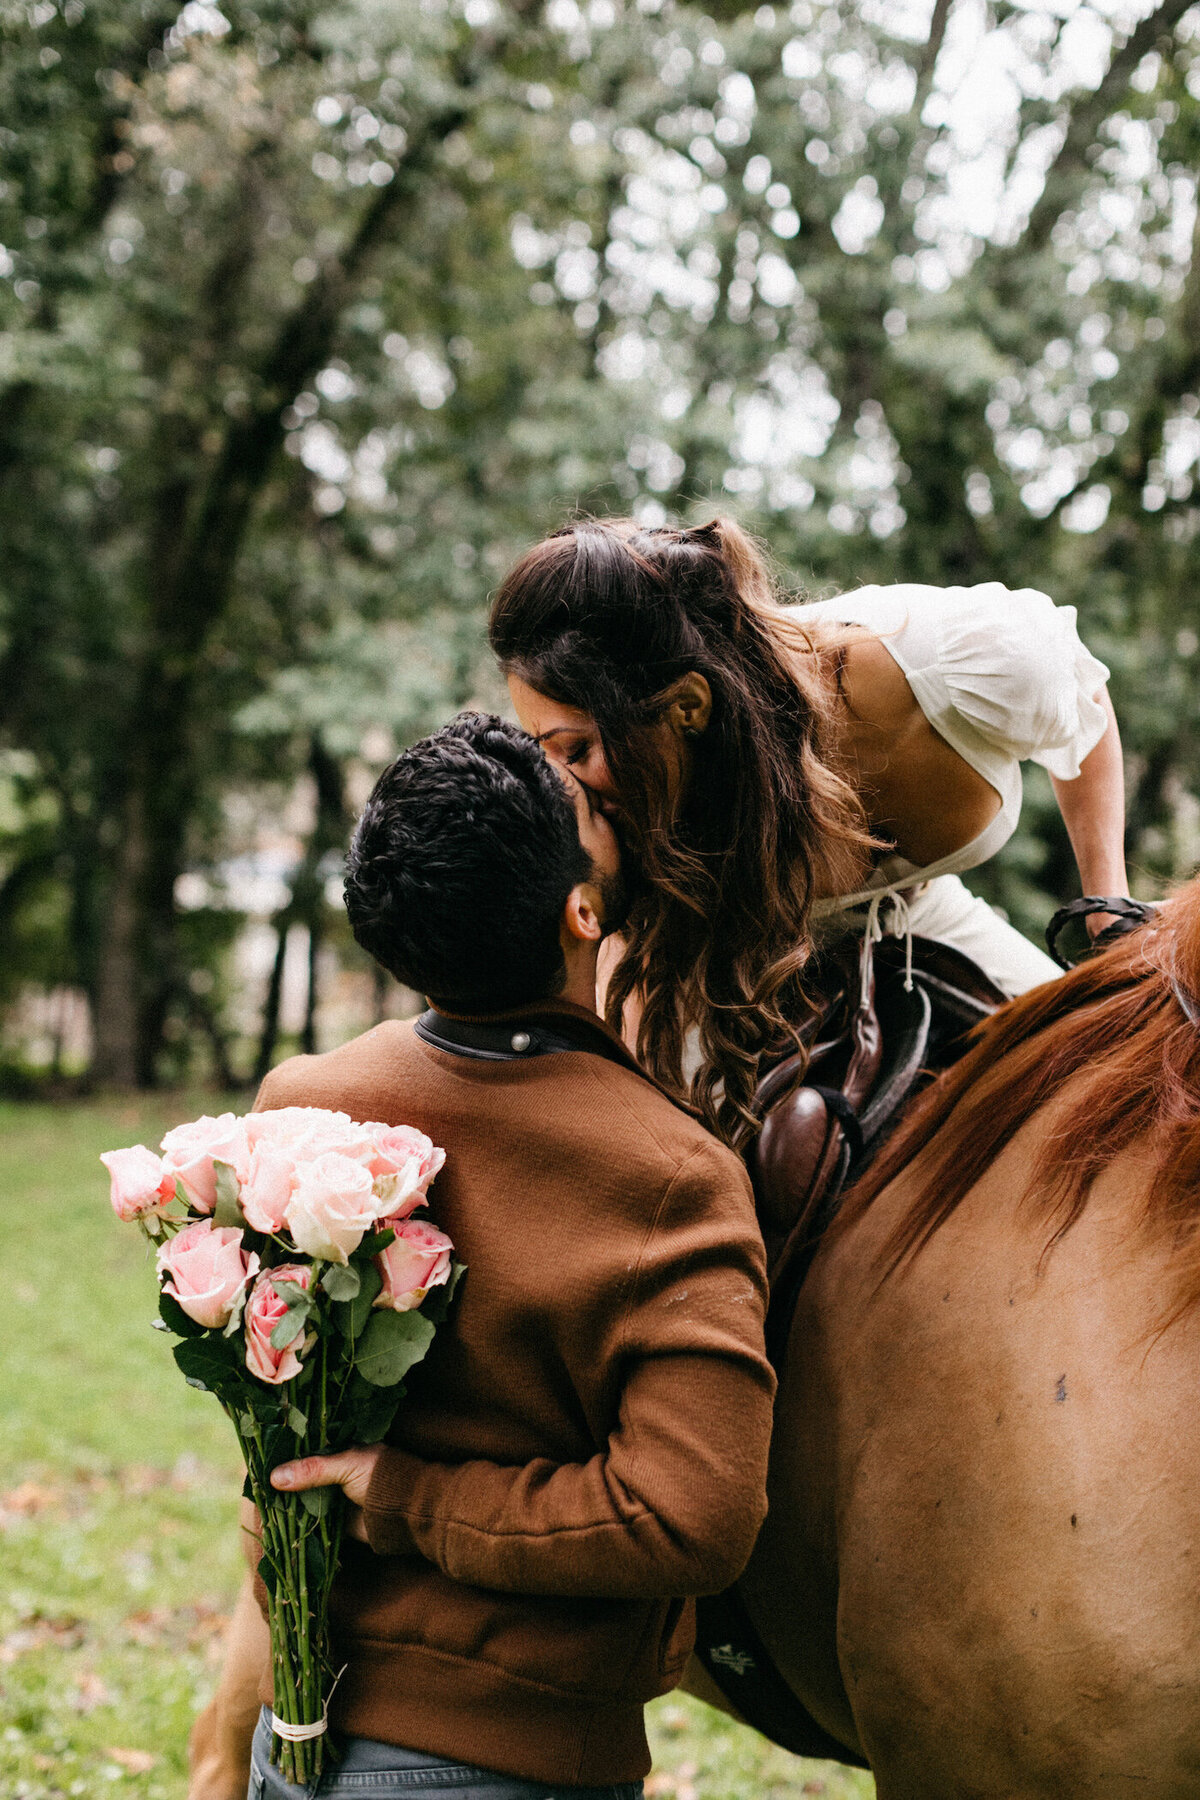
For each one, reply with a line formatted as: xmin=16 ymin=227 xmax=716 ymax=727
xmin=662 ymin=671 xmax=713 ymax=739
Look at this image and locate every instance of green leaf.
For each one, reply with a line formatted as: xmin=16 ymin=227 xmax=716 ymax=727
xmin=351 ymin=1227 xmax=394 ymax=1261
xmin=305 ymin=1528 xmax=328 ymax=1586
xmin=287 ymin=1405 xmax=308 ymax=1437
xmin=270 ymin=1279 xmax=311 ymax=1310
xmin=299 ymin=1486 xmax=332 ymax=1518
xmin=158 ymin=1288 xmax=207 ymax=1338
xmin=355 ymin=1308 xmax=436 ymax=1388
xmin=260 ymin=1421 xmax=288 ymax=1472
xmin=256 ymin=1551 xmax=277 ymax=1598
xmin=336 ymin=1263 xmax=382 ymax=1340
xmin=240 ymin=1385 xmax=283 ymax=1425
xmin=420 ymin=1259 xmax=466 ymax=1325
xmin=173 ymin=1334 xmax=240 ymax=1401
xmin=348 ymin=1393 xmax=402 ymax=1445
xmin=269 ymin=1305 xmax=308 ymax=1351
xmin=173 ymin=1177 xmax=193 ymax=1209
xmin=320 ymin=1263 xmax=361 ymax=1302
xmin=222 ymin=1283 xmax=249 ymax=1339
xmin=212 ymin=1159 xmax=245 ymax=1228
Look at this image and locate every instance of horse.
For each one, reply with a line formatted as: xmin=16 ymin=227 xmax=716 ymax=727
xmin=691 ymin=876 xmax=1200 ymax=1797
xmin=193 ymin=893 xmax=1198 ymax=1800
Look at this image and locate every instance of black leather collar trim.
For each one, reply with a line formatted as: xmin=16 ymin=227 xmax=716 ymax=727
xmin=414 ymin=1008 xmax=622 ymax=1064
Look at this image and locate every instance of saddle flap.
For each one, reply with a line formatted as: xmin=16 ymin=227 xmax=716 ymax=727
xmin=747 ymin=931 xmax=1004 ymax=1303
xmin=751 ymin=1084 xmax=840 ymax=1248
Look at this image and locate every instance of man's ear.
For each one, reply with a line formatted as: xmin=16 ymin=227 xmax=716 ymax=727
xmin=661 ymin=671 xmax=712 ymax=739
xmin=562 ymin=882 xmax=604 ymax=945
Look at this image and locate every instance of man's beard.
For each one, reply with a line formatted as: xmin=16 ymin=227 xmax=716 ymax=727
xmin=594 ymin=863 xmax=631 ymax=938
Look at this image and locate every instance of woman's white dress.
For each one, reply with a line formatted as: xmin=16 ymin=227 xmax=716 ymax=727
xmin=792 ymin=581 xmax=1112 ymax=996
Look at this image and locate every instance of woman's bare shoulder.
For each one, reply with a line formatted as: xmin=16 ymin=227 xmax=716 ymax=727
xmin=839 ymin=630 xmax=920 ymax=737
xmin=834 ymin=633 xmax=1002 ymax=859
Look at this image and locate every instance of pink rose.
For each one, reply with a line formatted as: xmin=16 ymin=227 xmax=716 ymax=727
xmin=247 ymin=1107 xmax=376 ymax=1166
xmin=374 ymin=1219 xmax=454 ymax=1313
xmin=239 ymin=1141 xmax=297 ymax=1235
xmin=157 ymin=1220 xmax=259 ymax=1329
xmin=363 ymin=1123 xmax=446 ymax=1221
xmin=244 ymin=1265 xmax=311 ymax=1384
xmin=159 ymin=1113 xmax=250 ymax=1213
xmin=284 ymin=1152 xmax=381 ymax=1264
xmin=100 ymin=1145 xmax=177 ymax=1222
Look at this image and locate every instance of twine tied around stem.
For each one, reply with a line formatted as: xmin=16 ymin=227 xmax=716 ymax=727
xmin=271 ymin=1663 xmax=348 ymax=1743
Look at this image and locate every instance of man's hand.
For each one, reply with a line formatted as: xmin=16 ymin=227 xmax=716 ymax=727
xmin=270 ymin=1445 xmax=384 ymax=1543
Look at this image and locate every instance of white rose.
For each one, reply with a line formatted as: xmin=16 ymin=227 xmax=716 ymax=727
xmin=284 ymin=1152 xmax=381 ymax=1264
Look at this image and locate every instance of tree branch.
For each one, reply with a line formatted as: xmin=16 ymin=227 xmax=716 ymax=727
xmin=913 ymin=0 xmax=954 ymax=118
xmin=1020 ymin=0 xmax=1195 ymax=255
xmin=161 ymin=102 xmax=468 ymax=647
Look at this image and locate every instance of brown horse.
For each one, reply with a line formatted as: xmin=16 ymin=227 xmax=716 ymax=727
xmin=721 ymin=876 xmax=1200 ymax=1797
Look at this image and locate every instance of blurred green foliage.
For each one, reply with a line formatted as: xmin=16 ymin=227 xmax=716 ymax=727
xmin=0 ymin=0 xmax=1198 ymax=1082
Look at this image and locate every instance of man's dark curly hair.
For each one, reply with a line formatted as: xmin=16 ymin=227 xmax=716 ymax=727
xmin=344 ymin=712 xmax=591 ymax=1012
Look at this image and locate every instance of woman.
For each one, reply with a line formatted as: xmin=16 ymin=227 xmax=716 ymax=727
xmin=489 ymin=516 xmax=1128 ymax=1147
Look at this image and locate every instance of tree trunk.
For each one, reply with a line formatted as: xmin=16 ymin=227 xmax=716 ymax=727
xmin=254 ymin=918 xmax=291 ymax=1087
xmin=302 ymin=921 xmax=320 ymax=1057
xmin=90 ymin=790 xmax=146 ymax=1087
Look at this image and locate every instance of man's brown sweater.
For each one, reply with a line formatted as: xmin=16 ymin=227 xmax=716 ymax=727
xmin=255 ymin=1002 xmax=775 ymax=1787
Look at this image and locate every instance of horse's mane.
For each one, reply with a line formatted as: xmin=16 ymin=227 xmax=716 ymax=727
xmin=838 ymin=876 xmax=1200 ymax=1320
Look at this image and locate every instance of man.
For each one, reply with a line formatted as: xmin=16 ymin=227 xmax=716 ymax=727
xmin=193 ymin=713 xmax=774 ymax=1800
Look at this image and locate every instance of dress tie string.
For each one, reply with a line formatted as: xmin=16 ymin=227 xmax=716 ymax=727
xmin=861 ymin=887 xmax=915 ymax=994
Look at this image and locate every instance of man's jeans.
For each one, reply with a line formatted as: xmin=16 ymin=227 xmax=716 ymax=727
xmin=248 ymin=1708 xmax=645 ymax=1800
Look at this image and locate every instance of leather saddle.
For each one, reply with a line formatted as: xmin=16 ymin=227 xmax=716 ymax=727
xmin=697 ymin=901 xmax=1152 ymax=1766
xmin=747 ymin=932 xmax=1006 ymax=1365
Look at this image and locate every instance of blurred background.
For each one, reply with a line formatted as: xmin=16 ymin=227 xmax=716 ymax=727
xmin=3 ymin=0 xmax=1200 ymax=1093
xmin=3 ymin=5 xmax=1200 ymax=1797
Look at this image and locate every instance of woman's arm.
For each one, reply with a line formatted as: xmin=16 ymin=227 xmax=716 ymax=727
xmin=1049 ymin=687 xmax=1129 ymax=929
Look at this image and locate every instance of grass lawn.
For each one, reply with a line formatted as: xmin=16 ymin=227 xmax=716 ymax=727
xmin=0 ymin=1097 xmax=874 ymax=1800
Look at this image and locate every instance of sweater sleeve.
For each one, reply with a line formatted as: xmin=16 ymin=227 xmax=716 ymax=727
xmin=362 ymin=1143 xmax=776 ymax=1599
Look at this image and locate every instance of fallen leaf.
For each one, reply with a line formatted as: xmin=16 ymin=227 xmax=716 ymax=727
xmin=106 ymin=1748 xmax=157 ymax=1773
xmin=1 ymin=1611 xmax=87 ymax=1660
xmin=118 ymin=1464 xmax=169 ymax=1497
xmin=72 ymin=1671 xmax=111 ymax=1713
xmin=1 ymin=1481 xmax=62 ymax=1516
xmin=122 ymin=1601 xmax=229 ymax=1649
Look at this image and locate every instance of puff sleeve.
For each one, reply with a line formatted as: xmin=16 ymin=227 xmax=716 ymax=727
xmin=933 ymin=583 xmax=1110 ymax=780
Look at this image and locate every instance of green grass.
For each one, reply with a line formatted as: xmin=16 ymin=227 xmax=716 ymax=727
xmin=0 ymin=1097 xmax=874 ymax=1800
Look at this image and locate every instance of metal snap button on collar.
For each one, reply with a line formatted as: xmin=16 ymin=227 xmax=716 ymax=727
xmin=510 ymin=1031 xmax=532 ymax=1053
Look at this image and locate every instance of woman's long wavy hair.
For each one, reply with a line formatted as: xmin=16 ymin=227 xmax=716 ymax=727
xmin=488 ymin=516 xmax=874 ymax=1146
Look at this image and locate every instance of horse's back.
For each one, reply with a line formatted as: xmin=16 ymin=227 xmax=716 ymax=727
xmin=745 ymin=1098 xmax=1200 ymax=1798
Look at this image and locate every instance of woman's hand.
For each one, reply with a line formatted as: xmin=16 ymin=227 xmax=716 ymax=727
xmin=270 ymin=1446 xmax=383 ymax=1543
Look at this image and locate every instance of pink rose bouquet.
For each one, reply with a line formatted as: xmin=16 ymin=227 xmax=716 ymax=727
xmin=101 ymin=1107 xmax=461 ymax=1786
